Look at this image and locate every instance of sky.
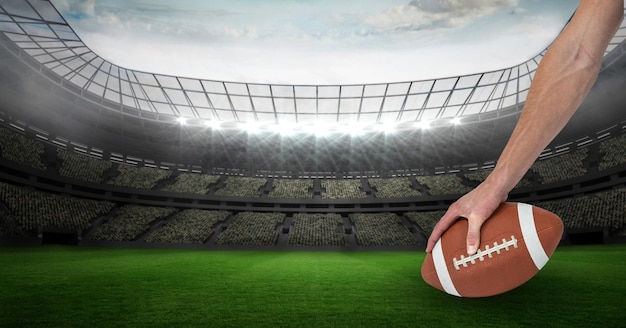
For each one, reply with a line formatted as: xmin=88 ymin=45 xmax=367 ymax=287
xmin=50 ymin=0 xmax=580 ymax=85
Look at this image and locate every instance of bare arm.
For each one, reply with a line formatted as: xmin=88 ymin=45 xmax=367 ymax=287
xmin=426 ymin=0 xmax=623 ymax=254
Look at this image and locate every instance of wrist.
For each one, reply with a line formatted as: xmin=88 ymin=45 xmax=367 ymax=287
xmin=483 ymin=170 xmax=514 ymax=202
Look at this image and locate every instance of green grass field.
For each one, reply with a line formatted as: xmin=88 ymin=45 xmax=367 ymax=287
xmin=0 ymin=244 xmax=624 ymax=327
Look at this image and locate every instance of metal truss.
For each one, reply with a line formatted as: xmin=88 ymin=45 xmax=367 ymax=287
xmin=1 ymin=0 xmax=625 ymax=128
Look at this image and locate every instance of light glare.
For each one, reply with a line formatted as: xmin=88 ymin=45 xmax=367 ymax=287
xmin=276 ymin=123 xmax=296 ymax=136
xmin=308 ymin=122 xmax=334 ymax=137
xmin=417 ymin=120 xmax=431 ymax=129
xmin=205 ymin=120 xmax=221 ymax=129
xmin=377 ymin=122 xmax=396 ymax=134
xmin=347 ymin=123 xmax=366 ymax=136
xmin=243 ymin=121 xmax=260 ymax=133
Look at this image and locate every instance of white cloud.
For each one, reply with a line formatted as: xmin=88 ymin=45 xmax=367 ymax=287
xmin=80 ymin=28 xmax=550 ymax=85
xmin=222 ymin=26 xmax=259 ymax=39
xmin=52 ymin=0 xmax=572 ymax=85
xmin=94 ymin=10 xmax=124 ymax=29
xmin=77 ymin=0 xmax=95 ymax=15
xmin=510 ymin=14 xmax=564 ymax=41
xmin=411 ymin=0 xmax=516 ymax=14
xmin=365 ymin=0 xmax=517 ymax=31
xmin=53 ymin=0 xmax=244 ymax=41
xmin=53 ymin=0 xmax=95 ymax=17
xmin=510 ymin=7 xmax=527 ymax=15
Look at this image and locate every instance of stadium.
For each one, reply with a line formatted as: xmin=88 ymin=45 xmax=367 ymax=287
xmin=0 ymin=0 xmax=624 ymax=327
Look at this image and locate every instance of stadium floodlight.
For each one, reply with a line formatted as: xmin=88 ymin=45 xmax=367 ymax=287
xmin=205 ymin=120 xmax=222 ymax=130
xmin=242 ymin=121 xmax=261 ymax=133
xmin=416 ymin=120 xmax=431 ymax=129
xmin=176 ymin=116 xmax=187 ymax=125
xmin=376 ymin=122 xmax=397 ymax=134
xmin=452 ymin=117 xmax=462 ymax=125
xmin=274 ymin=122 xmax=297 ymax=136
xmin=306 ymin=121 xmax=334 ymax=137
xmin=347 ymin=122 xmax=367 ymax=136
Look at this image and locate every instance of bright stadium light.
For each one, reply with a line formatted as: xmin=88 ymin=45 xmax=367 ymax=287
xmin=274 ymin=122 xmax=297 ymax=136
xmin=176 ymin=116 xmax=187 ymax=125
xmin=416 ymin=120 xmax=431 ymax=129
xmin=307 ymin=121 xmax=334 ymax=137
xmin=205 ymin=120 xmax=222 ymax=130
xmin=242 ymin=121 xmax=261 ymax=133
xmin=376 ymin=122 xmax=397 ymax=134
xmin=347 ymin=123 xmax=367 ymax=136
xmin=452 ymin=117 xmax=462 ymax=125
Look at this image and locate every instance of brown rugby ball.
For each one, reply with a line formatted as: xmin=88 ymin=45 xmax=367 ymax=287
xmin=421 ymin=202 xmax=563 ymax=297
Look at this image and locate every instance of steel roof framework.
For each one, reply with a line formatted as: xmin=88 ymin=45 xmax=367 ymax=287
xmin=0 ymin=0 xmax=625 ymax=130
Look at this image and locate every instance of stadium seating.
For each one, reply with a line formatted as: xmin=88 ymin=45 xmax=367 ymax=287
xmin=57 ymin=148 xmax=112 ymax=183
xmin=530 ymin=148 xmax=588 ymax=184
xmin=0 ymin=121 xmax=625 ymax=249
xmin=0 ymin=181 xmax=114 ymax=232
xmin=404 ymin=211 xmax=446 ymax=236
xmin=0 ymin=204 xmax=21 ymax=237
xmin=3 ymin=122 xmax=621 ymax=201
xmin=416 ymin=174 xmax=473 ymax=196
xmin=404 ymin=187 xmax=626 ymax=235
xmin=107 ymin=165 xmax=172 ymax=190
xmin=351 ymin=213 xmax=418 ymax=246
xmin=599 ymin=134 xmax=626 ymax=170
xmin=268 ymin=179 xmax=314 ymax=199
xmin=538 ymin=187 xmax=626 ymax=231
xmin=1 ymin=177 xmax=625 ymax=246
xmin=215 ymin=212 xmax=284 ymax=245
xmin=90 ymin=205 xmax=175 ymax=241
xmin=159 ymin=173 xmax=220 ymax=194
xmin=144 ymin=209 xmax=230 ymax=244
xmin=215 ymin=177 xmax=267 ymax=197
xmin=369 ymin=177 xmax=421 ymax=198
xmin=464 ymin=169 xmax=534 ymax=189
xmin=0 ymin=127 xmax=47 ymax=171
xmin=321 ymin=179 xmax=366 ymax=199
xmin=287 ymin=213 xmax=345 ymax=246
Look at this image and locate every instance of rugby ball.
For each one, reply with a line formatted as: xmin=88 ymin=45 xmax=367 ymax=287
xmin=421 ymin=202 xmax=563 ymax=297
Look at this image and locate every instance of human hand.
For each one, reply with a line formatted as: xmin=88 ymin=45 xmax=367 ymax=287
xmin=425 ymin=178 xmax=508 ymax=255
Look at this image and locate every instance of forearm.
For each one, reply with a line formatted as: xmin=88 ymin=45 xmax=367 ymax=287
xmin=488 ymin=42 xmax=600 ymax=193
xmin=487 ymin=0 xmax=623 ymax=195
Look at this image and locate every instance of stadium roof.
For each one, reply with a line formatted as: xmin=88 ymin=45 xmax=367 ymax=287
xmin=0 ymin=1 xmax=625 ymax=176
xmin=53 ymin=0 xmax=579 ymax=85
xmin=2 ymin=0 xmax=624 ymax=135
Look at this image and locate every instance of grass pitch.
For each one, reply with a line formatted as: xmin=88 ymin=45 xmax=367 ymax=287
xmin=0 ymin=244 xmax=624 ymax=327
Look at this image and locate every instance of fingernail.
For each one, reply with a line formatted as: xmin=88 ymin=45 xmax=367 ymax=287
xmin=467 ymin=245 xmax=476 ymax=255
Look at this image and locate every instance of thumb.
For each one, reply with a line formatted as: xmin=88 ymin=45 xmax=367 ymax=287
xmin=466 ymin=216 xmax=483 ymax=255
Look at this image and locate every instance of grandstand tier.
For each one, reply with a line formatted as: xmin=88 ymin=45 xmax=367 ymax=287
xmin=0 ymin=0 xmax=625 ymax=250
xmin=1 ymin=177 xmax=625 ymax=248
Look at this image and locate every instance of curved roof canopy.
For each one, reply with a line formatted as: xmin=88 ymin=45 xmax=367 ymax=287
xmin=0 ymin=1 xmax=625 ymax=135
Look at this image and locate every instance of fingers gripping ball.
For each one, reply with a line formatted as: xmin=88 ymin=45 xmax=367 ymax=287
xmin=421 ymin=202 xmax=563 ymax=298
